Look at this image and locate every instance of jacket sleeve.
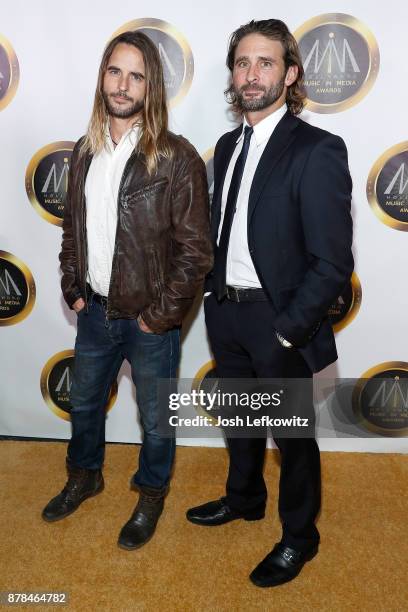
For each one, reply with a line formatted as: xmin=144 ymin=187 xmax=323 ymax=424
xmin=59 ymin=142 xmax=83 ymax=309
xmin=273 ymin=134 xmax=354 ymax=346
xmin=141 ymin=149 xmax=214 ymax=332
xmin=203 ymin=134 xmax=228 ymax=294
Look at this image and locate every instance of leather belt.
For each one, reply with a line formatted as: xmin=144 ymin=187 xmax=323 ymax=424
xmin=225 ymin=286 xmax=268 ymax=302
xmin=86 ymin=283 xmax=108 ymax=308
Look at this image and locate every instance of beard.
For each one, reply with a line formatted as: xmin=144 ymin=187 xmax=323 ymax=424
xmin=102 ymin=90 xmax=144 ymax=119
xmin=233 ymin=77 xmax=285 ymax=112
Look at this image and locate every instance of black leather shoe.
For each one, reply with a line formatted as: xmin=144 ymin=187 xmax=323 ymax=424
xmin=249 ymin=543 xmax=318 ymax=587
xmin=42 ymin=464 xmax=104 ymax=522
xmin=186 ymin=497 xmax=265 ymax=526
xmin=118 ymin=485 xmax=167 ymax=550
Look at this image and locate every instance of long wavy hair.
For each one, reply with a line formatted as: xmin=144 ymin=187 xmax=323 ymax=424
xmin=80 ymin=31 xmax=172 ymax=174
xmin=225 ymin=19 xmax=306 ymax=116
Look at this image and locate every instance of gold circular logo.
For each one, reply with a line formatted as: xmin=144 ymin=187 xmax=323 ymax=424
xmin=294 ymin=13 xmax=379 ymax=113
xmin=25 ymin=141 xmax=75 ymax=226
xmin=112 ymin=18 xmax=194 ymax=107
xmin=0 ymin=33 xmax=19 ymax=111
xmin=329 ymin=272 xmax=362 ymax=332
xmin=353 ymin=362 xmax=408 ymax=437
xmin=202 ymin=147 xmax=214 ymax=206
xmin=0 ymin=251 xmax=35 ymax=326
xmin=192 ymin=360 xmax=219 ymax=425
xmin=367 ymin=141 xmax=408 ymax=231
xmin=40 ymin=350 xmax=118 ymax=421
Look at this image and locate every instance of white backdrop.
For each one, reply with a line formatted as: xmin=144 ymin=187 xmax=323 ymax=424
xmin=1 ymin=0 xmax=407 ymax=453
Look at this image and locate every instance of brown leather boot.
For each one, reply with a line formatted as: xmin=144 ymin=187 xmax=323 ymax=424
xmin=42 ymin=461 xmax=104 ymax=522
xmin=117 ymin=485 xmax=167 ymax=550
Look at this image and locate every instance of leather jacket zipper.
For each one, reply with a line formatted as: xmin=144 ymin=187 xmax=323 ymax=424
xmin=151 ymin=249 xmax=162 ymax=295
xmin=81 ymin=153 xmax=93 ymax=313
xmin=105 ymin=151 xmax=137 ymax=318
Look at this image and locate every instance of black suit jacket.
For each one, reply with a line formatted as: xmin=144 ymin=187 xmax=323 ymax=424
xmin=206 ymin=110 xmax=354 ymax=373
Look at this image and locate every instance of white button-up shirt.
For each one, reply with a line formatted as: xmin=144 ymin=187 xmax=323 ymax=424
xmin=218 ymin=104 xmax=287 ymax=288
xmin=85 ymin=125 xmax=139 ymax=297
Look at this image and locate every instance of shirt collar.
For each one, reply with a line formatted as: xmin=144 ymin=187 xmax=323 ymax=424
xmin=105 ymin=122 xmax=140 ymax=151
xmin=236 ymin=103 xmax=287 ymax=146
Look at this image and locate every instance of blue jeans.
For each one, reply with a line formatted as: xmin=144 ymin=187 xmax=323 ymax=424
xmin=67 ymin=299 xmax=180 ymax=490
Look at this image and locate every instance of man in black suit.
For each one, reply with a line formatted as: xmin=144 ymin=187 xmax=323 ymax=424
xmin=186 ymin=19 xmax=353 ymax=587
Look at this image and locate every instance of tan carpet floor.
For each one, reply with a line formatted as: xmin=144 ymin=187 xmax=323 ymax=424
xmin=0 ymin=440 xmax=407 ymax=611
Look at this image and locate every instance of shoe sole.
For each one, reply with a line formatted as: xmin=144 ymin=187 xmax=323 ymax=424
xmin=186 ymin=512 xmax=265 ymax=526
xmin=117 ymin=533 xmax=154 ymax=551
xmin=41 ymin=481 xmax=104 ymax=523
xmin=249 ymin=548 xmax=318 ymax=588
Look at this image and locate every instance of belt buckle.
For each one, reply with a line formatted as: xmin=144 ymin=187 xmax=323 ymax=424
xmin=227 ymin=286 xmax=239 ymax=302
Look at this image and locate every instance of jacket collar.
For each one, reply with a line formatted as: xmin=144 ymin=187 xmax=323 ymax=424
xmin=211 ymin=110 xmax=300 ymax=240
xmin=248 ymin=110 xmax=299 ymax=221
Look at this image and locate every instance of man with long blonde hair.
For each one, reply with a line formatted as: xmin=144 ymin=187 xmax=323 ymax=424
xmin=42 ymin=31 xmax=212 ymax=550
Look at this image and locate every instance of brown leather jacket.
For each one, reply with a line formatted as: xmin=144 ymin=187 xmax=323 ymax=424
xmin=60 ymin=132 xmax=213 ymax=333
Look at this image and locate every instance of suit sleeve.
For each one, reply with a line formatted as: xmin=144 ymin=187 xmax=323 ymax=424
xmin=141 ymin=149 xmax=213 ymax=332
xmin=273 ymin=134 xmax=354 ymax=346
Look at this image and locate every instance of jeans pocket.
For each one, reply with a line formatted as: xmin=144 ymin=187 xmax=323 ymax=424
xmin=135 ymin=316 xmax=165 ymax=338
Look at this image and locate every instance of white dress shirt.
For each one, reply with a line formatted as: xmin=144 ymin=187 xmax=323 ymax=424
xmin=85 ymin=125 xmax=139 ymax=297
xmin=218 ymin=104 xmax=287 ymax=288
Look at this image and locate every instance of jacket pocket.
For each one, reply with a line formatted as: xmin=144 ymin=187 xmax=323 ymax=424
xmin=277 ymin=284 xmax=300 ymax=309
xmin=124 ymin=179 xmax=168 ymax=205
xmin=267 ymin=189 xmax=291 ymax=198
xmin=147 ymin=248 xmax=164 ymax=297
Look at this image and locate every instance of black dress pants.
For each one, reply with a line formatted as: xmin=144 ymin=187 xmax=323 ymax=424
xmin=204 ymin=293 xmax=321 ymax=552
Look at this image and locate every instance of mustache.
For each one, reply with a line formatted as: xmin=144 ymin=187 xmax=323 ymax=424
xmin=110 ymin=91 xmax=133 ymax=102
xmin=239 ymin=83 xmax=266 ymax=93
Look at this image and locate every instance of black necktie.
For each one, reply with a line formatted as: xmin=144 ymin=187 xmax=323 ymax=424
xmin=213 ymin=125 xmax=253 ymax=300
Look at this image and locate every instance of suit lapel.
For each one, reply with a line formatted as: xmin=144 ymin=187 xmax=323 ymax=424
xmin=248 ymin=111 xmax=299 ymax=223
xmin=211 ymin=127 xmax=241 ymax=244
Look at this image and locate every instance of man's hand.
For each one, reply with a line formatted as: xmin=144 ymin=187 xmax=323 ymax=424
xmin=138 ymin=314 xmax=153 ymax=334
xmin=73 ymin=297 xmax=85 ymax=313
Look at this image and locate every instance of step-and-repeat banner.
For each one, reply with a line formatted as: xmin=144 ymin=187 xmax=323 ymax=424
xmin=1 ymin=0 xmax=407 ymax=452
